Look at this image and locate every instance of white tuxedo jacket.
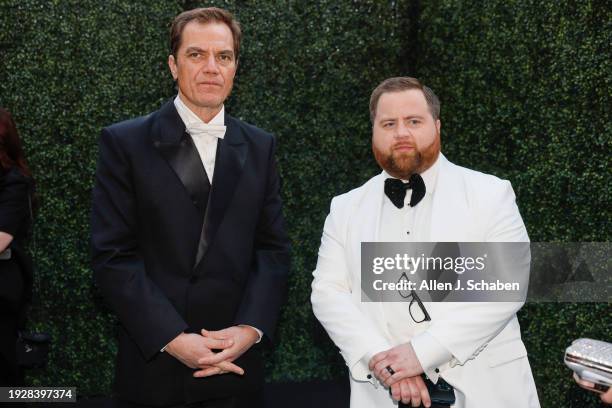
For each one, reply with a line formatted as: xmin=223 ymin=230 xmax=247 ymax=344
xmin=311 ymin=154 xmax=540 ymax=408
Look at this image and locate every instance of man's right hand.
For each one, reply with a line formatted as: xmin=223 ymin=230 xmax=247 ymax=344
xmin=164 ymin=332 xmax=244 ymax=376
xmin=390 ymin=375 xmax=431 ymax=407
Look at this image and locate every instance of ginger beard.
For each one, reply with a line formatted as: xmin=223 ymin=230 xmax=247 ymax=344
xmin=372 ymin=127 xmax=441 ymax=179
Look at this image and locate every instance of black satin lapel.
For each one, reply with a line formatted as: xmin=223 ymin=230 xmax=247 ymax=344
xmin=154 ymin=136 xmax=209 ymax=213
xmin=152 ymin=100 xmax=210 ymax=213
xmin=194 ymin=118 xmax=247 ymax=267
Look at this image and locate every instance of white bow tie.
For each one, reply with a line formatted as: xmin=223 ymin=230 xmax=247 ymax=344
xmin=186 ymin=123 xmax=226 ymax=140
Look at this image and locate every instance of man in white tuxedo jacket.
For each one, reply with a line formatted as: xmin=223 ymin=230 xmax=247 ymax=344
xmin=311 ymin=77 xmax=540 ymax=408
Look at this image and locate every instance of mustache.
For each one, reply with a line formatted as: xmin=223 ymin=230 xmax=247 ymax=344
xmin=391 ymin=142 xmax=417 ymax=151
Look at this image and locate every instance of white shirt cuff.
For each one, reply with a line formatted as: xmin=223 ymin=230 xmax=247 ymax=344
xmin=239 ymin=325 xmax=263 ymax=343
xmin=355 ymin=350 xmax=378 ymax=385
xmin=411 ymin=332 xmax=453 ymax=373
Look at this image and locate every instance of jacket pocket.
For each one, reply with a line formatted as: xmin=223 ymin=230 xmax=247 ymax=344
xmin=486 ymin=338 xmax=528 ymax=367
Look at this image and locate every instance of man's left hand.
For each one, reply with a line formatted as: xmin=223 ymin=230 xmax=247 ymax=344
xmin=193 ymin=326 xmax=260 ymax=378
xmin=369 ymin=343 xmax=424 ymax=387
xmin=390 ymin=375 xmax=431 ymax=407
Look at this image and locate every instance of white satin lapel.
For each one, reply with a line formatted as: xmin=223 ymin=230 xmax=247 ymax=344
xmin=430 ymin=154 xmax=474 ymax=242
xmin=347 ymin=173 xmax=385 ymax=275
xmin=347 ymin=173 xmax=386 ymax=320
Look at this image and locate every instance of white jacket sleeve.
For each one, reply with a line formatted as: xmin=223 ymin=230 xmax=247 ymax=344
xmin=311 ymin=197 xmax=392 ymax=382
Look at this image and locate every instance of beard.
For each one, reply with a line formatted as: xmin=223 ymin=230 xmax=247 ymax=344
xmin=373 ymin=132 xmax=441 ymax=179
xmin=373 ymin=147 xmax=421 ymax=179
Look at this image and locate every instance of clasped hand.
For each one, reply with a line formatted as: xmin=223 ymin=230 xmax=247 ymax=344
xmin=165 ymin=326 xmax=259 ymax=378
xmin=368 ymin=343 xmax=431 ymax=407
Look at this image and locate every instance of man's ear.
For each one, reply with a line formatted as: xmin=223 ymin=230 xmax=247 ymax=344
xmin=435 ymin=119 xmax=441 ymax=134
xmin=168 ymin=54 xmax=178 ymax=81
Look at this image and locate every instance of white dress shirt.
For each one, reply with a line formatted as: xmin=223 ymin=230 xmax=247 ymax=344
xmin=174 ymin=95 xmax=225 ymax=184
xmin=368 ymin=156 xmax=453 ymax=378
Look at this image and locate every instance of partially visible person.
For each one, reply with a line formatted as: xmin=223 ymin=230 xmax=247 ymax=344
xmin=0 ymin=108 xmax=35 ymax=386
xmin=574 ymin=373 xmax=612 ymax=405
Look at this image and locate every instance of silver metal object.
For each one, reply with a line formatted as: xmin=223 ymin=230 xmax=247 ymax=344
xmin=565 ymin=338 xmax=612 ymax=386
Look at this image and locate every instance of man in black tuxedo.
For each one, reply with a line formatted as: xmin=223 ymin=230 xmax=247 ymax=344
xmin=91 ymin=7 xmax=290 ymax=408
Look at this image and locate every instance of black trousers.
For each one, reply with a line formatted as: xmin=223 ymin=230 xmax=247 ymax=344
xmin=0 ymin=312 xmax=25 ymax=389
xmin=112 ymin=390 xmax=264 ymax=408
xmin=0 ymin=259 xmax=25 ymax=387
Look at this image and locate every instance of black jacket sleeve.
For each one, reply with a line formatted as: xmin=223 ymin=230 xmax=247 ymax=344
xmin=233 ymin=135 xmax=290 ymax=342
xmin=91 ymin=128 xmax=188 ymax=360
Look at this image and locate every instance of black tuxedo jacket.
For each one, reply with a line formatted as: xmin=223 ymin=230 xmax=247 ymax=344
xmin=91 ymin=100 xmax=290 ymax=406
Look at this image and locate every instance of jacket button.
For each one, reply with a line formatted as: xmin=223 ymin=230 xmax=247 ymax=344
xmin=435 ymin=368 xmax=440 ymax=373
xmin=189 ymin=276 xmax=198 ymax=284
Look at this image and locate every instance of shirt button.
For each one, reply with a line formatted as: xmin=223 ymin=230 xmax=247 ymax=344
xmin=435 ymin=368 xmax=440 ymax=373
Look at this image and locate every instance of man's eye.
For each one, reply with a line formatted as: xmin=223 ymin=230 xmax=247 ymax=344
xmin=189 ymin=52 xmax=200 ymax=58
xmin=383 ymin=122 xmax=394 ymax=128
xmin=409 ymin=120 xmax=420 ymax=125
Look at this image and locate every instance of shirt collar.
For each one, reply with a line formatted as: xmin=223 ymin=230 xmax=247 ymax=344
xmin=174 ymin=94 xmax=225 ymax=127
xmin=382 ymin=153 xmax=441 ymax=196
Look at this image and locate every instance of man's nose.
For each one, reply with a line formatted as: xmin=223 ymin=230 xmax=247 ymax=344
xmin=202 ymin=54 xmax=220 ymax=74
xmin=395 ymin=122 xmax=413 ymax=139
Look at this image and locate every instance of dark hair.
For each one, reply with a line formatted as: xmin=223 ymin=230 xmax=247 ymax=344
xmin=0 ymin=108 xmax=32 ymax=178
xmin=369 ymin=77 xmax=440 ymax=123
xmin=170 ymin=7 xmax=242 ymax=60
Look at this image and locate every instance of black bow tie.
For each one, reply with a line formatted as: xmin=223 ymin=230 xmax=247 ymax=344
xmin=384 ymin=174 xmax=426 ymax=208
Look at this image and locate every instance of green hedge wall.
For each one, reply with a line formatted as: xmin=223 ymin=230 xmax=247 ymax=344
xmin=0 ymin=0 xmax=609 ymax=406
xmin=414 ymin=2 xmax=611 ymax=406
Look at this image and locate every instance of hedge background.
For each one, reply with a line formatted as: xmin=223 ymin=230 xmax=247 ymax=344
xmin=0 ymin=0 xmax=610 ymax=406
